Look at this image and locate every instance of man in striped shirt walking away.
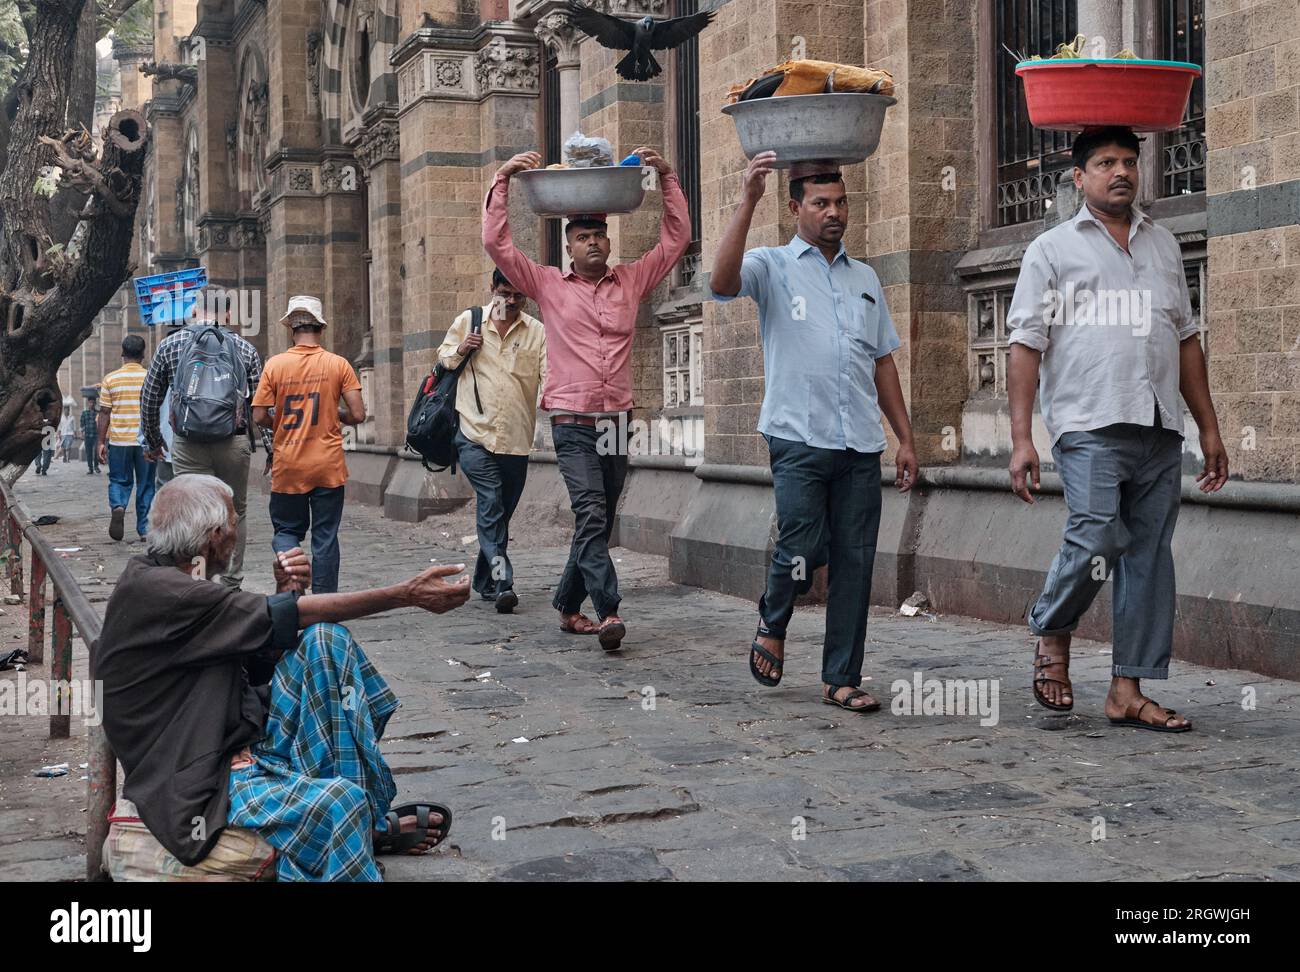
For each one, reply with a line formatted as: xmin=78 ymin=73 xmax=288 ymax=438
xmin=97 ymin=335 xmax=157 ymax=541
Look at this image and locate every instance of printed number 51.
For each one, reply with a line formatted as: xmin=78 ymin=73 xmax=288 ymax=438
xmin=282 ymin=392 xmax=320 ymax=430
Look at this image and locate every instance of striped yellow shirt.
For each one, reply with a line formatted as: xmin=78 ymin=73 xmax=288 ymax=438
xmin=100 ymin=362 xmax=147 ymax=446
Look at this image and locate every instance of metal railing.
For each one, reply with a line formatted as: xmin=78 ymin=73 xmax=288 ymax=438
xmin=0 ymin=478 xmax=115 ymax=881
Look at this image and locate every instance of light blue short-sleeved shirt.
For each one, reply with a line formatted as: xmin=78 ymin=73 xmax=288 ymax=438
xmin=713 ymin=235 xmax=900 ymax=453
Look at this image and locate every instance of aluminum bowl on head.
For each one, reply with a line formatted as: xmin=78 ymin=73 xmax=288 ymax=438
xmin=722 ymin=92 xmax=897 ymax=167
xmin=515 ymin=165 xmax=649 ymax=217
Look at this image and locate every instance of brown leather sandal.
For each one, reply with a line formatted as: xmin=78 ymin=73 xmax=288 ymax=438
xmin=559 ymin=612 xmax=599 ymax=635
xmin=1108 ymin=696 xmax=1191 ymax=733
xmin=1032 ymin=639 xmax=1074 ymax=712
xmin=597 ymin=616 xmax=626 ymax=652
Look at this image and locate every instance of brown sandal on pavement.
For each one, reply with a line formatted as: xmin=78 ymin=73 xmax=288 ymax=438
xmin=597 ymin=616 xmax=626 ymax=652
xmin=1032 ymin=639 xmax=1074 ymax=712
xmin=1108 ymin=696 xmax=1192 ymax=733
xmin=559 ymin=612 xmax=599 ymax=635
xmin=822 ymin=685 xmax=880 ymax=713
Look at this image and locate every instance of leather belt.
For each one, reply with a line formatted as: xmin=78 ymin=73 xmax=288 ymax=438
xmin=550 ymin=414 xmax=599 ymax=427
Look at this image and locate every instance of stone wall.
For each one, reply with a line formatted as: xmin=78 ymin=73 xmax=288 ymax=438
xmin=1205 ymin=0 xmax=1300 ymax=482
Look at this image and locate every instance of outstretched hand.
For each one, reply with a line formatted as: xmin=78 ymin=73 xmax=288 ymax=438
xmin=403 ymin=563 xmax=471 ymax=614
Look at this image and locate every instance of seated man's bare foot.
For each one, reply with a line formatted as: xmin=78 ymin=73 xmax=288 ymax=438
xmin=373 ymin=810 xmax=448 ymax=855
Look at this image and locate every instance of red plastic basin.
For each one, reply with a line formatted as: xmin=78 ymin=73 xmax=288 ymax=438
xmin=1015 ymin=58 xmax=1201 ymax=132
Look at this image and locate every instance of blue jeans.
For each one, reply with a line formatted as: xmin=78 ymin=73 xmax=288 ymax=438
xmin=1028 ymin=422 xmax=1183 ymax=678
xmin=760 ymin=435 xmax=883 ymax=688
xmin=107 ymin=444 xmax=156 ymax=535
xmin=455 ymin=429 xmax=529 ymax=597
xmin=270 ymin=486 xmax=346 ymax=594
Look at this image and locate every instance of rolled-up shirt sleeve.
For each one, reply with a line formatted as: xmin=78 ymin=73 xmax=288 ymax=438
xmin=1006 ymin=238 xmax=1054 ymax=353
xmin=711 ymin=249 xmax=770 ymax=305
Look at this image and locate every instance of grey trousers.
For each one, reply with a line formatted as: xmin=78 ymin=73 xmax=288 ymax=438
xmin=171 ymin=434 xmax=252 ymax=588
xmin=1028 ymin=422 xmax=1183 ymax=678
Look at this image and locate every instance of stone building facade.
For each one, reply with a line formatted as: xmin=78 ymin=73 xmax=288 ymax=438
xmin=60 ymin=0 xmax=1300 ymax=677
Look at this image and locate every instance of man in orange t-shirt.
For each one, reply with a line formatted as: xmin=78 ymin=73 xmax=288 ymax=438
xmin=252 ymin=296 xmax=365 ymax=593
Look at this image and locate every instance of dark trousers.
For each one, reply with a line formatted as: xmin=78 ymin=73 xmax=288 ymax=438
xmin=455 ymin=429 xmax=529 ymax=597
xmin=760 ymin=435 xmax=883 ymax=688
xmin=84 ymin=436 xmax=99 ymax=472
xmin=107 ymin=444 xmax=157 ymax=535
xmin=551 ymin=422 xmax=629 ymax=620
xmin=1028 ymin=423 xmax=1183 ymax=678
xmin=36 ymin=449 xmax=54 ymax=473
xmin=270 ymin=486 xmax=346 ymax=594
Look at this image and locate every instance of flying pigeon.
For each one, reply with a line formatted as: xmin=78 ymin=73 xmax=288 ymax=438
xmin=564 ymin=1 xmax=715 ymax=82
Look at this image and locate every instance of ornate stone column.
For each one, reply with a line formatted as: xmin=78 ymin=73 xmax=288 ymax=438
xmin=534 ymin=9 xmax=582 ymax=143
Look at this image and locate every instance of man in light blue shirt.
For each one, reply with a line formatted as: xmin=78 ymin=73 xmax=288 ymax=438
xmin=712 ymin=154 xmax=917 ymax=713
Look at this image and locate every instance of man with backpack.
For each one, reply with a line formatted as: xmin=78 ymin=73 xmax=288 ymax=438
xmin=141 ymin=307 xmax=272 ymax=589
xmin=252 ymin=296 xmax=366 ymax=594
xmin=434 ymin=269 xmax=546 ymax=613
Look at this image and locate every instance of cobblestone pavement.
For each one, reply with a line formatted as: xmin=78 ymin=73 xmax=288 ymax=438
xmin=3 ymin=463 xmax=1298 ymax=881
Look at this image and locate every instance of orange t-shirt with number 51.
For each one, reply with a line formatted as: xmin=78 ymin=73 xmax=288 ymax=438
xmin=251 ymin=344 xmax=362 ymax=494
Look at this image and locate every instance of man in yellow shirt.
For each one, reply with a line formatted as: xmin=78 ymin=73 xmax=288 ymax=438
xmin=97 ymin=335 xmax=157 ymax=541
xmin=436 ymin=269 xmax=546 ymax=613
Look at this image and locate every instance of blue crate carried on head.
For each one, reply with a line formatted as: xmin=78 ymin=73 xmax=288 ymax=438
xmin=132 ymin=267 xmax=207 ymax=325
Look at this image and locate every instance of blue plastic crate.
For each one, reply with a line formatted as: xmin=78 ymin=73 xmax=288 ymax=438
xmin=132 ymin=267 xmax=207 ymax=325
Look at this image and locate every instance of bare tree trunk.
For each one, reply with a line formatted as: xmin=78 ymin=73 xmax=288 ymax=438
xmin=0 ymin=0 xmax=147 ymax=475
xmin=49 ymin=0 xmax=98 ymax=244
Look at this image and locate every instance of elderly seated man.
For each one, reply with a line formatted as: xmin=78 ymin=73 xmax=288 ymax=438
xmin=95 ymin=474 xmax=471 ymax=881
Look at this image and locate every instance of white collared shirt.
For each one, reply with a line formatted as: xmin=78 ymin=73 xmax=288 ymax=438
xmin=1006 ymin=204 xmax=1198 ymax=446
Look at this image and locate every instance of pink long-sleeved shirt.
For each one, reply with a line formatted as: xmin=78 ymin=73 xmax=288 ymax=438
xmin=482 ymin=169 xmax=691 ymax=413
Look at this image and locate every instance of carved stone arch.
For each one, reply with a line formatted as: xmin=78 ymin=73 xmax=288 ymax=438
xmin=322 ymin=0 xmax=400 ymax=144
xmin=235 ymin=43 xmax=270 ymax=208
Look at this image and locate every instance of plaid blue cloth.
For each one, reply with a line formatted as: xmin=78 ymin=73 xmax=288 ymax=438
xmin=228 ymin=622 xmax=400 ymax=882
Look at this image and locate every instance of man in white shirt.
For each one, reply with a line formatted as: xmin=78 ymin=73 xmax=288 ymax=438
xmin=1006 ymin=127 xmax=1228 ymax=733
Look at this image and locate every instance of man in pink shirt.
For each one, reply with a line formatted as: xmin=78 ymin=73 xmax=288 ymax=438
xmin=484 ymin=146 xmax=689 ymax=653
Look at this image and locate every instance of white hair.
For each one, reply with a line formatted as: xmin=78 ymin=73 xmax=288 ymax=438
xmin=145 ymin=475 xmax=234 ymax=561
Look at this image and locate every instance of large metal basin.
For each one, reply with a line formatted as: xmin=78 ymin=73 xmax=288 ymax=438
xmin=515 ymin=165 xmax=648 ymax=217
xmin=722 ymin=92 xmax=896 ymax=166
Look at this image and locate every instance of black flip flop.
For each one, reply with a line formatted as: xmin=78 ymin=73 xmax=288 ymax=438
xmin=374 ymin=802 xmax=453 ymax=855
xmin=749 ymin=639 xmax=783 ymax=687
xmin=822 ymin=686 xmax=880 ymax=713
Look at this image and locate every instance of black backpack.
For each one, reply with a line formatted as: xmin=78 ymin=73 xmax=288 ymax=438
xmin=170 ymin=323 xmax=250 ymax=443
xmin=405 ymin=306 xmax=484 ymax=472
